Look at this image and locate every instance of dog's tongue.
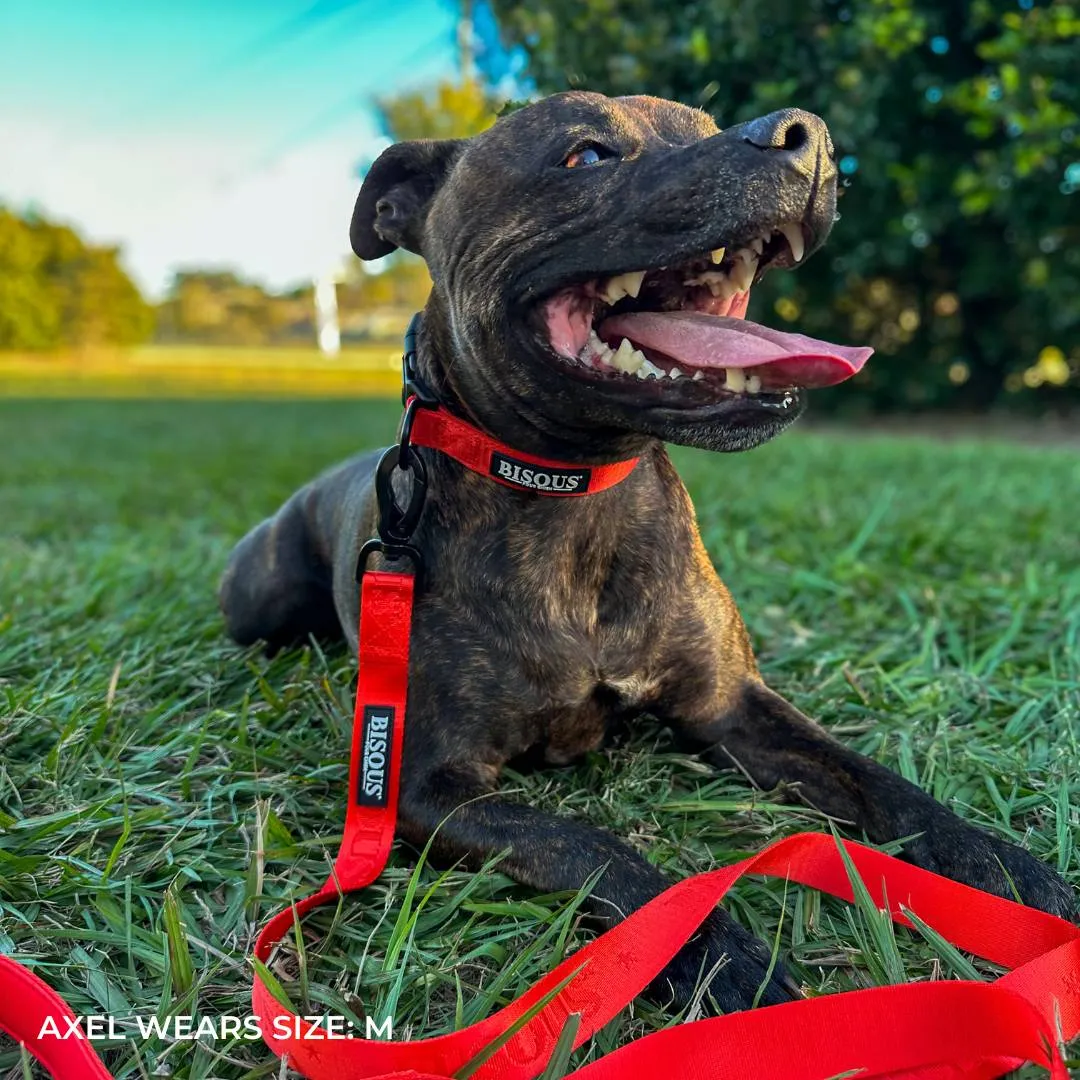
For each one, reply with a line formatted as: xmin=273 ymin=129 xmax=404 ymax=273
xmin=600 ymin=311 xmax=873 ymax=389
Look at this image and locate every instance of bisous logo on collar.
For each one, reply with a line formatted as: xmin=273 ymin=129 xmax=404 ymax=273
xmin=490 ymin=451 xmax=592 ymax=493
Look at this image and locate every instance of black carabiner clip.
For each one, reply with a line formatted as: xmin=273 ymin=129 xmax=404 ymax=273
xmin=355 ymin=537 xmax=423 ymax=584
xmin=374 ymin=443 xmax=428 ymax=544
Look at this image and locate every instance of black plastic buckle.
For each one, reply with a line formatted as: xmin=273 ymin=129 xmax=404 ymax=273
xmin=355 ymin=537 xmax=423 ymax=583
xmin=401 ymin=311 xmax=438 ymax=407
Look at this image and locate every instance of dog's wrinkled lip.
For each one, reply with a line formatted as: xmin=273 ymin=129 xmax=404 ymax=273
xmin=534 ymin=220 xmax=872 ymax=411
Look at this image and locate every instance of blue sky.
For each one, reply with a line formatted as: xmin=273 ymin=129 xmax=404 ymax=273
xmin=0 ymin=0 xmax=462 ymax=295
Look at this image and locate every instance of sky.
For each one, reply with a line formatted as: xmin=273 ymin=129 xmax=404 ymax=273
xmin=0 ymin=0 xmax=462 ymax=297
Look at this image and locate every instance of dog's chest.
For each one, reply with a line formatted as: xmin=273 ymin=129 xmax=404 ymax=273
xmin=415 ymin=478 xmax=696 ymax=761
xmin=506 ymin=604 xmax=660 ymax=764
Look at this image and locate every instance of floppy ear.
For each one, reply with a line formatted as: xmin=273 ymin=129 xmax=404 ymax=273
xmin=350 ymin=139 xmax=466 ymax=260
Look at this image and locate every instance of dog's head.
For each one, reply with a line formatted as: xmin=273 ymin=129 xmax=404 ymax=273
xmin=351 ymin=91 xmax=871 ymax=458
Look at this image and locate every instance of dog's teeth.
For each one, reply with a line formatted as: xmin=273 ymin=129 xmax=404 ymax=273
xmin=746 ymin=375 xmax=762 ymax=394
xmin=710 ymin=246 xmax=726 ymax=264
xmin=691 ymin=271 xmax=738 ymax=300
xmin=779 ymin=222 xmax=805 ymax=263
xmin=724 ymin=368 xmax=747 ymax=392
xmin=636 ymin=357 xmax=664 ymax=380
xmin=602 ymin=271 xmax=645 ymax=303
xmin=750 ymin=236 xmax=764 ymax=256
xmin=668 ymin=367 xmax=682 ymax=379
xmin=730 ymin=257 xmax=756 ymax=292
xmin=612 ymin=337 xmax=644 ymax=374
xmin=601 ymin=279 xmax=627 ymax=304
xmin=692 ymin=371 xmax=704 ymax=381
xmin=589 ymin=329 xmax=615 ymax=366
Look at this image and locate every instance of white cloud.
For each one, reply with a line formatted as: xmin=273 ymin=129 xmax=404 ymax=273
xmin=0 ymin=111 xmax=383 ymax=298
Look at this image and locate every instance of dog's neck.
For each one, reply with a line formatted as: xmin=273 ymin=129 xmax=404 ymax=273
xmin=414 ymin=298 xmax=658 ymax=466
xmin=419 ymin=434 xmax=687 ymax=609
xmin=402 ymin=303 xmax=698 ymax=596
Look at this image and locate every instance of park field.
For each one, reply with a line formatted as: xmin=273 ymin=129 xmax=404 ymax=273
xmin=1 ymin=397 xmax=1078 ymax=1077
xmin=0 ymin=344 xmax=404 ymax=398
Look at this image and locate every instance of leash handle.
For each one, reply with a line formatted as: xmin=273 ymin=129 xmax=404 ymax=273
xmin=335 ymin=569 xmax=413 ymax=890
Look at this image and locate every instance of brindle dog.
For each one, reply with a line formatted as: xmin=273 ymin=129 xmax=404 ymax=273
xmin=220 ymin=91 xmax=1075 ymax=1011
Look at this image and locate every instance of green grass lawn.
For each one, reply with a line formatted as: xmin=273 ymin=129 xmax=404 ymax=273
xmin=0 ymin=345 xmax=402 ymax=398
xmin=1 ymin=398 xmax=1078 ymax=1078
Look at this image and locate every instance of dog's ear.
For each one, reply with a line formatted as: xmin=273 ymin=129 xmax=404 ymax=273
xmin=350 ymin=139 xmax=466 ymax=260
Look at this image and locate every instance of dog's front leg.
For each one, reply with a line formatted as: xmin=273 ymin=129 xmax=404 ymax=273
xmin=398 ymin=761 xmax=798 ymax=1012
xmin=675 ymin=680 xmax=1076 ymax=920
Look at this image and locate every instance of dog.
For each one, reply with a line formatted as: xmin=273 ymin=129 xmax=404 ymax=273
xmin=219 ymin=91 xmax=1075 ymax=1011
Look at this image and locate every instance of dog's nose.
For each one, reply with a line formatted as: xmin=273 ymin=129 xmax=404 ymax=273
xmin=740 ymin=109 xmax=835 ymax=178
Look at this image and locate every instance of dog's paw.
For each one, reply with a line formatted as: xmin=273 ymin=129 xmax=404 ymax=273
xmin=646 ymin=908 xmax=799 ymax=1015
xmin=903 ymin=821 xmax=1077 ymax=923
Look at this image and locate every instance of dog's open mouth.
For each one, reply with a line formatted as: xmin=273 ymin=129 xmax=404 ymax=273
xmin=542 ymin=224 xmax=872 ymax=400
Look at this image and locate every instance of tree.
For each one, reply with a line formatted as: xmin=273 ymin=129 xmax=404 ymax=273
xmin=374 ymin=77 xmax=501 ymax=142
xmin=155 ymin=270 xmax=317 ymax=345
xmin=487 ymin=0 xmax=1080 ymax=411
xmin=0 ymin=207 xmax=154 ymax=350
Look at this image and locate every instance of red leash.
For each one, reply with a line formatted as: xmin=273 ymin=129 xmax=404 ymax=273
xmin=3 ymin=325 xmax=1078 ymax=1078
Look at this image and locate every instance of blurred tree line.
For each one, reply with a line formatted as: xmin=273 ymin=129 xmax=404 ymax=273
xmin=0 ymin=207 xmax=154 ymax=349
xmin=155 ymin=271 xmax=309 ymax=345
xmin=484 ymin=0 xmax=1080 ymax=412
xmin=157 ymin=260 xmax=431 ymax=345
xmin=0 ymin=204 xmax=432 ymax=350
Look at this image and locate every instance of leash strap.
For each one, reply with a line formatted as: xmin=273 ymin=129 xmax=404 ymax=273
xmin=0 ymin=954 xmax=114 ymax=1080
xmin=249 ymin=826 xmax=1080 ymax=1080
xmin=407 ymin=405 xmax=639 ymax=496
xmin=8 ymin=823 xmax=1077 ymax=1078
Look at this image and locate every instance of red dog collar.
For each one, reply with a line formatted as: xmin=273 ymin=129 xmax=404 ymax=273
xmin=395 ymin=312 xmax=638 ymax=497
xmin=408 ymin=402 xmax=639 ymax=496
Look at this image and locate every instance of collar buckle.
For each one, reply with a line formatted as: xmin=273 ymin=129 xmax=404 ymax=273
xmin=401 ymin=311 xmax=438 ymax=408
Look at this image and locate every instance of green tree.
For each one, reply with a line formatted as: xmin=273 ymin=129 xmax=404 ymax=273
xmin=156 ymin=270 xmax=313 ymax=346
xmin=0 ymin=207 xmax=154 ymax=350
xmin=488 ymin=0 xmax=1080 ymax=411
xmin=374 ymin=76 xmax=501 ymax=142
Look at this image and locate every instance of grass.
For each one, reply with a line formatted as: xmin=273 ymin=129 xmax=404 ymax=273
xmin=1 ymin=396 xmax=1078 ymax=1079
xmin=0 ymin=345 xmax=403 ymax=398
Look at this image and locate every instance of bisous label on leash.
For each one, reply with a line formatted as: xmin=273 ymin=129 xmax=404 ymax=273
xmin=2 ymin=320 xmax=1079 ymax=1079
xmin=358 ymin=705 xmax=395 ymax=807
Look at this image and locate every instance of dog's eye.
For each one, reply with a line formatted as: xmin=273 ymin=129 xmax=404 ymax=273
xmin=563 ymin=143 xmax=615 ymax=168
